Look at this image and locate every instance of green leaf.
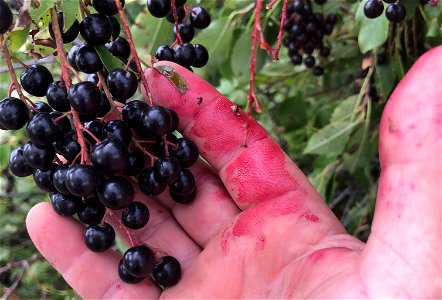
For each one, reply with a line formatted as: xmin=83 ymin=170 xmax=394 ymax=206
xmin=375 ymin=61 xmax=396 ymax=97
xmin=193 ymin=17 xmax=234 ymax=69
xmin=29 ymin=0 xmax=54 ymax=21
xmin=5 ymin=26 xmax=31 ymax=52
xmin=276 ymin=92 xmax=308 ymax=130
xmin=61 ymin=0 xmax=80 ymax=29
xmin=131 ymin=12 xmax=173 ymax=56
xmin=0 ymin=143 xmax=12 ymax=170
xmin=94 ymin=46 xmax=126 ymax=72
xmin=330 ymin=95 xmax=358 ymax=122
xmin=356 ymin=0 xmax=389 ymax=53
xmin=303 ymin=118 xmax=362 ymax=157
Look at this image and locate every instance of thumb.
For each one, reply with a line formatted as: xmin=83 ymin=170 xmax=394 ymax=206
xmin=361 ymin=46 xmax=441 ymax=297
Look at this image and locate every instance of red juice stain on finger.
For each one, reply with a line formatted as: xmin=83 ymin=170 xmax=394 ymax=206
xmin=188 ymin=97 xmax=268 ymax=158
xmin=224 ymin=138 xmax=301 ymax=203
xmin=232 ymin=195 xmax=305 ymax=238
xmin=301 ymin=213 xmax=320 ymax=223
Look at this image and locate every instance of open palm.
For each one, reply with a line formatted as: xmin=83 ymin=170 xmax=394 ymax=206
xmin=26 ymin=47 xmax=441 ymax=299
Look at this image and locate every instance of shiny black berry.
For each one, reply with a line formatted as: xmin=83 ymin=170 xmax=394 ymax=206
xmin=49 ymin=12 xmax=80 ymax=44
xmin=155 ymin=45 xmax=175 ymax=62
xmin=169 ymin=169 xmax=195 ymax=196
xmin=364 ymin=0 xmax=384 ymax=19
xmin=170 ymin=187 xmax=196 ymax=204
xmin=153 ymin=256 xmax=181 ymax=287
xmin=84 ymin=120 xmax=105 ymax=143
xmin=50 ymin=192 xmax=81 ymax=216
xmin=46 ymin=81 xmax=70 ymax=112
xmin=53 ymin=164 xmax=71 ymax=195
xmin=313 ymin=66 xmax=324 ymax=76
xmin=9 ymin=146 xmax=34 ymax=177
xmin=103 ymin=120 xmax=132 ymax=145
xmin=75 ymin=45 xmax=103 ymax=74
xmin=192 ymin=44 xmax=209 ymax=68
xmin=0 ymin=97 xmax=29 ymax=130
xmin=118 ymin=259 xmax=146 ymax=284
xmin=80 ymin=14 xmax=112 ymax=46
xmin=77 ymin=197 xmax=106 ymax=224
xmin=33 ymin=101 xmax=53 ymax=113
xmin=67 ymin=45 xmax=81 ymax=71
xmin=106 ymin=36 xmax=131 ymax=60
xmin=91 ymin=138 xmax=128 ymax=174
xmin=166 ymin=5 xmax=185 ymax=23
xmin=92 ymin=0 xmax=125 ymax=16
xmin=69 ymin=82 xmax=101 ymax=116
xmin=33 ymin=164 xmax=57 ymax=192
xmin=174 ymin=43 xmax=196 ymax=67
xmin=141 ymin=106 xmax=172 ymax=137
xmin=138 ymin=167 xmax=166 ymax=196
xmin=65 ymin=164 xmax=98 ymax=197
xmin=123 ymin=150 xmax=145 ymax=176
xmin=122 ymin=201 xmax=150 ymax=230
xmin=385 ymin=3 xmax=406 ymax=23
xmin=304 ymin=55 xmax=315 ymax=68
xmin=122 ymin=100 xmax=149 ymax=129
xmin=147 ymin=0 xmax=171 ymax=18
xmin=190 ymin=6 xmax=211 ymax=29
xmin=123 ymin=245 xmax=155 ymax=277
xmin=55 ymin=131 xmax=81 ymax=162
xmin=0 ymin=0 xmax=13 ymax=34
xmin=173 ymin=23 xmax=195 ymax=43
xmin=107 ymin=69 xmax=138 ymax=101
xmin=98 ymin=92 xmax=112 ymax=118
xmin=20 ymin=65 xmax=54 ymax=97
xmin=84 ymin=223 xmax=115 ymax=252
xmin=23 ymin=141 xmax=55 ymax=169
xmin=154 ymin=156 xmax=181 ymax=184
xmin=290 ymin=54 xmax=303 ymax=65
xmin=97 ymin=176 xmax=134 ymax=210
xmin=108 ymin=16 xmax=121 ymax=40
xmin=170 ymin=138 xmax=199 ymax=168
xmin=26 ymin=112 xmax=61 ymax=146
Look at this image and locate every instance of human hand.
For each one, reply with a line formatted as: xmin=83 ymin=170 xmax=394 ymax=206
xmin=26 ymin=46 xmax=441 ymax=299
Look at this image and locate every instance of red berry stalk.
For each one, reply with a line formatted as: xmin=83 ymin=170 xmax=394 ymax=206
xmin=114 ymin=0 xmax=154 ymax=107
xmin=0 ymin=35 xmax=27 ymax=104
xmin=50 ymin=8 xmax=88 ymax=164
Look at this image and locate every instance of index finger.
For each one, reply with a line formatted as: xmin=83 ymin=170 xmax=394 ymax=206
xmin=145 ymin=62 xmax=335 ymax=218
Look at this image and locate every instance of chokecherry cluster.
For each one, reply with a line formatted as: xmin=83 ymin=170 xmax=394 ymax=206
xmin=363 ymin=0 xmax=406 ymax=23
xmin=283 ymin=0 xmax=336 ymax=76
xmin=149 ymin=0 xmax=211 ymax=70
xmin=0 ymin=0 xmax=201 ymax=288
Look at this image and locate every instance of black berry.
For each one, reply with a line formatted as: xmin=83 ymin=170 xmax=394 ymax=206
xmin=192 ymin=44 xmax=209 ymax=68
xmin=364 ymin=0 xmax=384 ymax=19
xmin=46 ymin=81 xmax=70 ymax=112
xmin=33 ymin=164 xmax=57 ymax=192
xmin=20 ymin=65 xmax=54 ymax=97
xmin=75 ymin=45 xmax=103 ymax=74
xmin=118 ymin=259 xmax=146 ymax=283
xmin=23 ymin=141 xmax=55 ymax=169
xmin=106 ymin=36 xmax=131 ymax=60
xmin=92 ymin=0 xmax=125 ymax=16
xmin=107 ymin=68 xmax=138 ymax=101
xmin=91 ymin=138 xmax=128 ymax=174
xmin=123 ymin=150 xmax=145 ymax=176
xmin=385 ymin=3 xmax=406 ymax=23
xmin=123 ymin=245 xmax=155 ymax=277
xmin=170 ymin=138 xmax=199 ymax=168
xmin=55 ymin=131 xmax=81 ymax=162
xmin=26 ymin=112 xmax=62 ymax=146
xmin=97 ymin=176 xmax=134 ymax=210
xmin=173 ymin=23 xmax=195 ymax=43
xmin=154 ymin=156 xmax=182 ymax=184
xmin=65 ymin=164 xmax=98 ymax=197
xmin=84 ymin=223 xmax=115 ymax=252
xmin=153 ymin=256 xmax=181 ymax=287
xmin=103 ymin=120 xmax=133 ymax=145
xmin=169 ymin=169 xmax=195 ymax=196
xmin=77 ymin=197 xmax=106 ymax=224
xmin=49 ymin=12 xmax=80 ymax=44
xmin=122 ymin=201 xmax=150 ymax=230
xmin=50 ymin=192 xmax=81 ymax=216
xmin=156 ymin=45 xmax=175 ymax=62
xmin=140 ymin=106 xmax=172 ymax=137
xmin=0 ymin=0 xmax=12 ymax=34
xmin=0 ymin=97 xmax=30 ymax=130
xmin=80 ymin=14 xmax=112 ymax=46
xmin=174 ymin=43 xmax=196 ymax=67
xmin=190 ymin=6 xmax=211 ymax=29
xmin=138 ymin=167 xmax=167 ymax=196
xmin=53 ymin=164 xmax=71 ymax=195
xmin=33 ymin=101 xmax=53 ymax=113
xmin=147 ymin=0 xmax=171 ymax=18
xmin=69 ymin=82 xmax=102 ymax=116
xmin=9 ymin=146 xmax=34 ymax=177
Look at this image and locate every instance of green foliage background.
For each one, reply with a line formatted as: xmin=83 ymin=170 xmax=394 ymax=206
xmin=0 ymin=0 xmax=440 ymax=298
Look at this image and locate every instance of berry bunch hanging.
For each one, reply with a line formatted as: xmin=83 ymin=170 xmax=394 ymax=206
xmin=282 ymin=0 xmax=337 ymax=76
xmin=0 ymin=0 xmax=202 ymax=288
xmin=363 ymin=0 xmax=407 ymax=23
xmin=149 ymin=0 xmax=211 ymax=70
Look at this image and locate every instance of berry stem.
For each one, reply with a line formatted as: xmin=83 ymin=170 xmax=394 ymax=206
xmin=79 ymin=0 xmax=91 ymax=16
xmin=50 ymin=8 xmax=88 ymax=165
xmin=82 ymin=127 xmax=102 ymax=144
xmin=113 ymin=0 xmax=154 ymax=107
xmin=0 ymin=34 xmax=27 ymax=104
xmin=97 ymin=71 xmax=122 ymax=119
xmin=53 ymin=111 xmax=72 ymax=123
xmin=171 ymin=0 xmax=183 ymax=44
